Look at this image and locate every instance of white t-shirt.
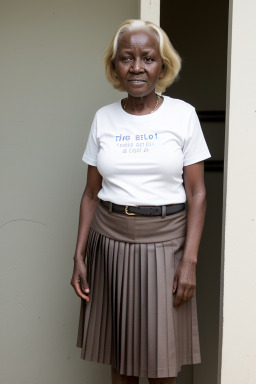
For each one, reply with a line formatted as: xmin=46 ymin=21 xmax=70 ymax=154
xmin=82 ymin=95 xmax=211 ymax=206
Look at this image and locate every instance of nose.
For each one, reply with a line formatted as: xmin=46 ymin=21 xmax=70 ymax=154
xmin=130 ymin=58 xmax=144 ymax=73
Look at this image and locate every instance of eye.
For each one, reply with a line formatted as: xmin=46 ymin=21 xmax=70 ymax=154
xmin=122 ymin=57 xmax=132 ymax=62
xmin=144 ymin=57 xmax=154 ymax=62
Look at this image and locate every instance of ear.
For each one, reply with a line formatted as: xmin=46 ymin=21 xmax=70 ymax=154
xmin=159 ymin=62 xmax=166 ymax=79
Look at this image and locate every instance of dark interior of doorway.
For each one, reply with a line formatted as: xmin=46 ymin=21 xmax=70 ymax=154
xmin=160 ymin=1 xmax=229 ymax=383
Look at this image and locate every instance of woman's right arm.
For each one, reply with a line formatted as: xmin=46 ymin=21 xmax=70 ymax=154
xmin=70 ymin=165 xmax=102 ymax=302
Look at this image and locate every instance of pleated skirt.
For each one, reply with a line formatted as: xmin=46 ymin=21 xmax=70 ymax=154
xmin=76 ymin=202 xmax=201 ymax=378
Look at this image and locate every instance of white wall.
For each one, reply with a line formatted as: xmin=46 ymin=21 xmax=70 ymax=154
xmin=0 ymin=1 xmax=138 ymax=383
xmin=139 ymin=0 xmax=160 ymax=26
xmin=220 ymin=0 xmax=256 ymax=383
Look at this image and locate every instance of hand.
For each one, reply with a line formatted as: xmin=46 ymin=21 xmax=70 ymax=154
xmin=70 ymin=259 xmax=90 ymax=302
xmin=172 ymin=260 xmax=196 ymax=307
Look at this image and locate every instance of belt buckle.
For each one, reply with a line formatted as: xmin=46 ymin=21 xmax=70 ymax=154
xmin=125 ymin=205 xmax=136 ymax=216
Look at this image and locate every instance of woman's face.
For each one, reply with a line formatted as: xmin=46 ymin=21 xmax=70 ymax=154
xmin=114 ymin=30 xmax=165 ymax=98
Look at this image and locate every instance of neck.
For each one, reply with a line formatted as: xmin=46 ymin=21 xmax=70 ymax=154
xmin=124 ymin=91 xmax=160 ymax=115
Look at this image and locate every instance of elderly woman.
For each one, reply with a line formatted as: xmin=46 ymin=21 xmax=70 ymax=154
xmin=71 ymin=19 xmax=210 ymax=384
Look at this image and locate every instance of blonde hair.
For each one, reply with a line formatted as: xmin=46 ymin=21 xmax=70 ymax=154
xmin=104 ymin=19 xmax=181 ymax=94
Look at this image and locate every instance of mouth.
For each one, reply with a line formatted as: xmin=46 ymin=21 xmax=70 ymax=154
xmin=128 ymin=79 xmax=147 ymax=84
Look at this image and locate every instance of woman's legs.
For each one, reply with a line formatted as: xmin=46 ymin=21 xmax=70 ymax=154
xmin=111 ymin=367 xmax=176 ymax=384
xmin=111 ymin=366 xmax=139 ymax=384
xmin=148 ymin=378 xmax=176 ymax=384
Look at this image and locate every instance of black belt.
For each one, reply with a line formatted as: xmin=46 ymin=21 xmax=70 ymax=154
xmin=100 ymin=200 xmax=185 ymax=217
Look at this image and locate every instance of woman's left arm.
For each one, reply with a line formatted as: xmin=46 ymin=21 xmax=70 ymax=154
xmin=173 ymin=161 xmax=206 ymax=307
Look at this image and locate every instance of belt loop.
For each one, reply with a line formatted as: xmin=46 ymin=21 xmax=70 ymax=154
xmin=161 ymin=205 xmax=166 ymax=218
xmin=108 ymin=202 xmax=113 ymax=213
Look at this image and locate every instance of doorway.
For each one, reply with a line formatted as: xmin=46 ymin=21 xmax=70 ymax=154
xmin=160 ymin=1 xmax=229 ymax=383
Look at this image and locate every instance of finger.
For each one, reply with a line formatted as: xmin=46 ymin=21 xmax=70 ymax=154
xmin=179 ymin=287 xmax=195 ymax=306
xmin=172 ymin=274 xmax=178 ymax=294
xmin=81 ymin=275 xmax=90 ymax=294
xmin=72 ymin=281 xmax=90 ymax=302
xmin=182 ymin=287 xmax=191 ymax=302
xmin=173 ymin=287 xmax=184 ymax=307
xmin=186 ymin=287 xmax=195 ymax=300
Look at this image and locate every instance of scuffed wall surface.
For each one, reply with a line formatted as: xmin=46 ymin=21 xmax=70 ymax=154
xmin=0 ymin=1 xmax=138 ymax=383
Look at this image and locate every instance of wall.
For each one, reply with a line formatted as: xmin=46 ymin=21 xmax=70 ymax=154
xmin=220 ymin=0 xmax=256 ymax=382
xmin=160 ymin=1 xmax=229 ymax=383
xmin=0 ymin=1 xmax=138 ymax=383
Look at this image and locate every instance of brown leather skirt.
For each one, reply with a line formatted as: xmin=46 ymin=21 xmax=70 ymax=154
xmin=76 ymin=202 xmax=201 ymax=378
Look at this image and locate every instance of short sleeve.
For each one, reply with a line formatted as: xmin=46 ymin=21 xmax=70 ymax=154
xmin=183 ymin=108 xmax=211 ymax=166
xmin=82 ymin=114 xmax=99 ymax=166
